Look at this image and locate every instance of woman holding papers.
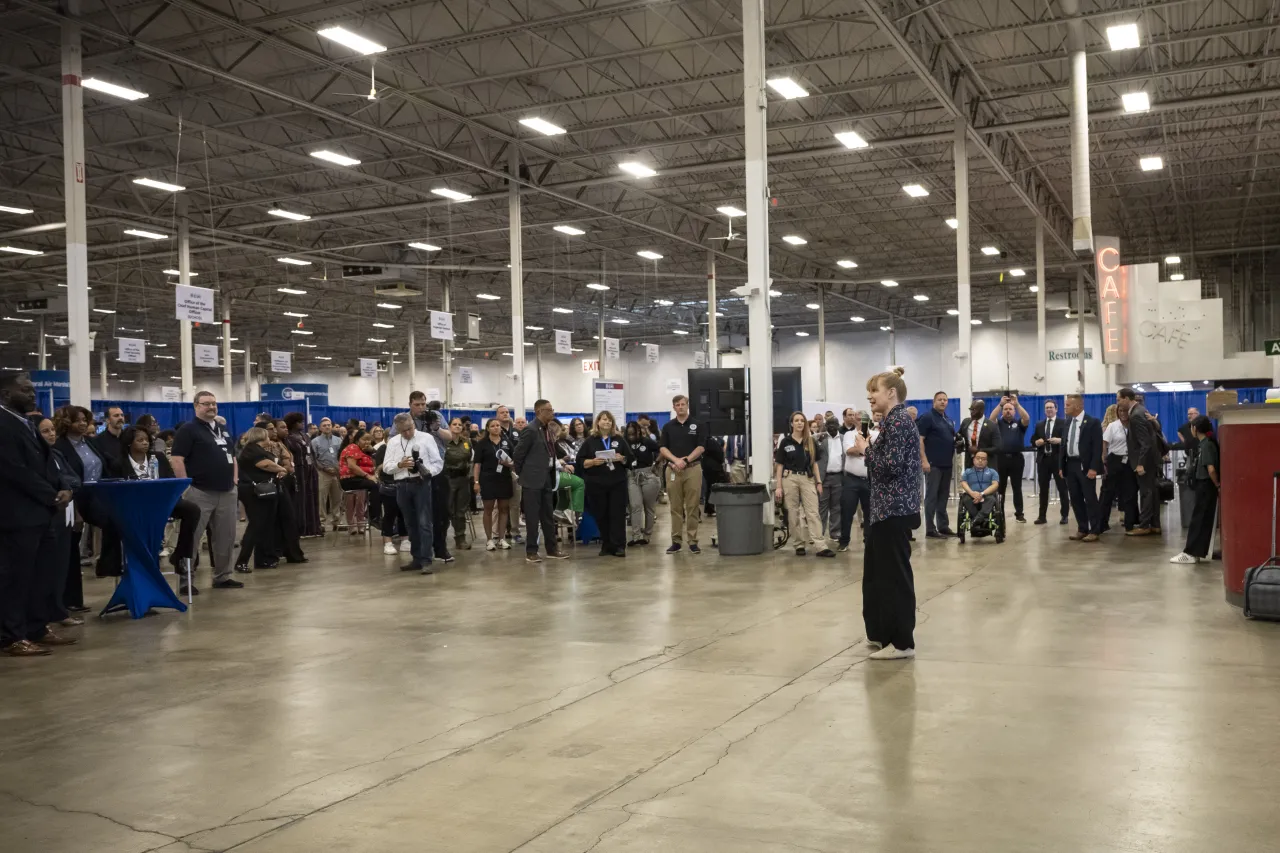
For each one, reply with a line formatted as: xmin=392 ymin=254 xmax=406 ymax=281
xmin=473 ymin=418 xmax=516 ymax=551
xmin=576 ymin=410 xmax=633 ymax=558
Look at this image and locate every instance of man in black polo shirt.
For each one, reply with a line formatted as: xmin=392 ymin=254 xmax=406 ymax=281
xmin=988 ymin=395 xmax=1031 ymax=522
xmin=170 ymin=391 xmax=242 ymax=592
xmin=659 ymin=394 xmax=706 ymax=553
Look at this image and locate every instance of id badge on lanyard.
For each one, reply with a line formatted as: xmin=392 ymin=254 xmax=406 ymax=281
xmin=211 ymin=424 xmax=232 ymax=464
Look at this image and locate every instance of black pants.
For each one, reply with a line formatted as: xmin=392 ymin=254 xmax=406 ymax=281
xmin=380 ymin=487 xmax=407 ymax=538
xmin=432 ymin=474 xmax=451 ymax=558
xmin=1098 ymin=456 xmax=1138 ymax=532
xmin=839 ymin=474 xmax=871 ymax=545
xmin=236 ymin=487 xmax=278 ymax=567
xmin=994 ymin=451 xmax=1025 ymax=517
xmin=80 ymin=494 xmax=122 ymax=577
xmin=1135 ymin=461 xmax=1159 ymax=529
xmin=702 ymin=467 xmax=725 ymax=516
xmin=273 ymin=486 xmax=306 ymax=562
xmin=863 ymin=514 xmax=917 ymax=651
xmin=1185 ymin=479 xmax=1218 ymax=558
xmin=586 ymin=479 xmax=629 ymax=554
xmin=37 ymin=519 xmax=71 ymax=625
xmin=521 ymin=484 xmax=557 ymax=556
xmin=64 ymin=527 xmax=85 ymax=610
xmin=0 ymin=524 xmax=47 ymax=646
xmin=170 ymin=498 xmax=201 ymax=567
xmin=1064 ymin=458 xmax=1100 ymax=535
xmin=1036 ymin=457 xmax=1068 ymax=521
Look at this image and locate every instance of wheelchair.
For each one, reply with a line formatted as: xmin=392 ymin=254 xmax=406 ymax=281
xmin=957 ymin=492 xmax=1005 ymax=544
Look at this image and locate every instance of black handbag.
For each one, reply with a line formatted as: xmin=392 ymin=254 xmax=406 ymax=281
xmin=253 ymin=481 xmax=278 ymax=498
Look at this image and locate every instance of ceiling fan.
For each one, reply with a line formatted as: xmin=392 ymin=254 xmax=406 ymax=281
xmin=709 ymin=218 xmax=742 ymax=243
xmin=331 ymin=59 xmax=380 ymax=101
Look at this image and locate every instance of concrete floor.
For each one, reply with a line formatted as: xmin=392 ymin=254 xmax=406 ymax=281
xmin=3 ymin=504 xmax=1279 ymax=853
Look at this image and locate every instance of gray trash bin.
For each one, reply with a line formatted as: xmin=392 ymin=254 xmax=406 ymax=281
xmin=710 ymin=483 xmax=770 ymax=555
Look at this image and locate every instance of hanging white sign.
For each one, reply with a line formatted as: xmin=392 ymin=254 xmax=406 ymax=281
xmin=458 ymin=366 xmax=474 ymax=385
xmin=430 ymin=310 xmax=454 ymax=341
xmin=194 ymin=343 xmax=219 ymax=368
xmin=269 ymin=350 xmax=292 ymax=374
xmin=694 ymin=351 xmax=707 ymax=368
xmin=118 ymin=337 xmax=145 ymax=364
xmin=644 ymin=343 xmax=659 ymax=364
xmin=160 ymin=385 xmax=181 ymax=403
xmin=467 ymin=314 xmax=480 ymax=341
xmin=605 ymin=337 xmax=620 ymax=360
xmin=175 ymin=284 xmax=215 ymax=324
xmin=555 ymin=330 xmax=571 ymax=355
xmin=359 ymin=357 xmax=378 ymax=378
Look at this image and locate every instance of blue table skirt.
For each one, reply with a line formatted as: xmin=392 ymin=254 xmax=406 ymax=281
xmin=85 ymin=479 xmax=191 ymax=619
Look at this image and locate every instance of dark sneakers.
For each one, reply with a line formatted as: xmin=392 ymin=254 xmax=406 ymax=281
xmin=689 ymin=544 xmax=701 ymax=554
xmin=212 ymin=579 xmax=244 ymax=589
xmin=666 ymin=543 xmax=682 ymax=553
xmin=815 ymin=548 xmax=836 ymax=558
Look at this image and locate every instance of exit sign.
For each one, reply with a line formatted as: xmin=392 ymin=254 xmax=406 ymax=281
xmin=1265 ymin=339 xmax=1280 ymax=356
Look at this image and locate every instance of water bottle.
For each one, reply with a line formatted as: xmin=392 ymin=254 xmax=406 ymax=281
xmin=148 ymin=454 xmax=159 ymax=481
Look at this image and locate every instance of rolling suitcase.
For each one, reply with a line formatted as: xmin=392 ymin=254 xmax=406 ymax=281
xmin=1243 ymin=473 xmax=1280 ymax=621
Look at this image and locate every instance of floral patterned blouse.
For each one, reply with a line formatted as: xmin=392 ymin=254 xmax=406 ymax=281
xmin=866 ymin=403 xmax=922 ymax=523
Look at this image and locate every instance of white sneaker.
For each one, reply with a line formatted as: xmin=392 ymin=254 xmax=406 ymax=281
xmin=382 ymin=542 xmax=397 ymax=555
xmin=498 ymin=538 xmax=511 ymax=550
xmin=866 ymin=639 xmax=884 ymax=651
xmin=1169 ymin=552 xmax=1199 ymax=564
xmin=399 ymin=540 xmax=412 ymax=553
xmin=486 ymin=538 xmax=497 ymax=551
xmin=869 ymin=645 xmax=916 ymax=660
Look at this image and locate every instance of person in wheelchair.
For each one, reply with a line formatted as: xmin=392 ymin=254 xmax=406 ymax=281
xmin=959 ymin=451 xmax=1004 ymax=540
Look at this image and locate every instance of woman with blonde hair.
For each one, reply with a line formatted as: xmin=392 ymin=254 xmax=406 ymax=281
xmin=576 ymin=410 xmax=633 ymax=557
xmin=774 ymin=411 xmax=832 ymax=557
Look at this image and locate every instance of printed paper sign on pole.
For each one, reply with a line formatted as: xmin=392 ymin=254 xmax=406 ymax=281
xmin=359 ymin=357 xmax=378 ymax=378
xmin=430 ymin=310 xmax=454 ymax=341
xmin=426 ymin=387 xmax=441 ymax=400
xmin=194 ymin=343 xmax=219 ymax=368
xmin=555 ymin=330 xmax=571 ymax=355
xmin=118 ymin=337 xmax=145 ymax=363
xmin=175 ymin=284 xmax=215 ymax=323
xmin=644 ymin=343 xmax=659 ymax=364
xmin=160 ymin=386 xmax=181 ymax=402
xmin=693 ymin=351 xmax=707 ymax=368
xmin=269 ymin=350 xmax=292 ymax=374
xmin=458 ymin=366 xmax=474 ymax=385
xmin=592 ymin=379 xmax=624 ymax=417
xmin=604 ymin=337 xmax=620 ymax=360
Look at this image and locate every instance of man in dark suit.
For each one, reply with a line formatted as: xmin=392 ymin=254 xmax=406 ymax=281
xmin=0 ymin=372 xmax=76 ymax=656
xmin=512 ymin=399 xmax=569 ymax=564
xmin=1124 ymin=390 xmax=1164 ymax=536
xmin=1031 ymin=399 xmax=1069 ymax=525
xmin=1059 ymin=393 xmax=1104 ymax=542
xmin=958 ymin=400 xmax=997 ymax=470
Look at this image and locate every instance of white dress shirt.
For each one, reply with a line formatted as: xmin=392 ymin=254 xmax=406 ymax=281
xmin=1102 ymin=420 xmax=1128 ymax=460
xmin=382 ymin=430 xmax=444 ymax=480
xmin=824 ymin=435 xmax=844 ymax=474
xmin=1067 ymin=413 xmax=1085 ymax=458
xmin=842 ymin=429 xmax=874 ymax=477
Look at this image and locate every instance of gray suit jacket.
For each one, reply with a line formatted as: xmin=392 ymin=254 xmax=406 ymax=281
xmin=513 ymin=420 xmax=556 ymax=489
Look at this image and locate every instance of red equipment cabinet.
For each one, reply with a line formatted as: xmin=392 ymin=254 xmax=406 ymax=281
xmin=1216 ymin=405 xmax=1280 ymax=606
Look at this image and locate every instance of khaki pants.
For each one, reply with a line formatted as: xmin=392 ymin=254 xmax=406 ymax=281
xmin=782 ymin=472 xmax=824 ymax=549
xmin=667 ymin=464 xmax=703 ymax=545
xmin=317 ymin=470 xmax=344 ymax=527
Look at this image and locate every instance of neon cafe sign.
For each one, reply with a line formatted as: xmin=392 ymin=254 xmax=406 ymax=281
xmin=1093 ymin=237 xmax=1128 ymax=364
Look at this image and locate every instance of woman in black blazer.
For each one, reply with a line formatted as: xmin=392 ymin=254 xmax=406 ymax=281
xmin=53 ymin=405 xmax=122 ymax=579
xmin=575 ymin=410 xmax=632 ymax=557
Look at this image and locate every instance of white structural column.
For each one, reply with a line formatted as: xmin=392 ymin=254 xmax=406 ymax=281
xmin=706 ymin=251 xmax=718 ymax=367
xmin=597 ymin=287 xmax=606 ymax=376
xmin=1065 ymin=0 xmax=1093 ymax=252
xmin=442 ymin=279 xmax=452 ymax=408
xmin=61 ymin=0 xmax=90 ymax=407
xmin=177 ymin=196 xmax=194 ymax=401
xmin=243 ymin=341 xmax=251 ymax=401
xmin=954 ymin=117 xmax=972 ymax=413
xmin=37 ymin=317 xmax=47 ymax=369
xmin=817 ymin=286 xmax=827 ymax=400
xmin=888 ymin=318 xmax=897 ymax=364
xmin=1076 ymin=268 xmax=1087 ymax=392
xmin=388 ymin=348 xmax=396 ymax=407
xmin=98 ymin=348 xmax=107 ymax=399
xmin=743 ymin=0 xmax=774 ymax=519
xmin=536 ymin=344 xmax=543 ymax=399
xmin=407 ymin=321 xmax=417 ymax=392
xmin=508 ymin=147 xmax=526 ymax=410
xmin=1036 ymin=220 xmax=1047 ymax=393
xmin=221 ymin=300 xmax=232 ymax=399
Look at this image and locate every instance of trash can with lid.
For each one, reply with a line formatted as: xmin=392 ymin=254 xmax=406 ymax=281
xmin=709 ymin=483 xmax=770 ymax=555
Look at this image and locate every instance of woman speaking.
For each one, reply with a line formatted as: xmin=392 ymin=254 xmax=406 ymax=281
xmin=576 ymin=410 xmax=632 ymax=557
xmin=850 ymin=367 xmax=920 ymax=660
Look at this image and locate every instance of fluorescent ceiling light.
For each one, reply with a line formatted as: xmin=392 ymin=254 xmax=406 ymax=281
xmin=123 ymin=229 xmax=167 ymax=240
xmin=371 ymin=322 xmax=395 ymax=329
xmin=317 ymin=26 xmax=387 ymax=55
xmin=672 ymin=329 xmax=689 ymax=335
xmin=1122 ymin=91 xmax=1150 ymax=113
xmin=133 ymin=177 xmax=185 ymax=192
xmin=153 ymin=354 xmax=175 ymax=360
xmin=0 ymin=245 xmax=42 ymax=256
xmin=432 ymin=187 xmax=473 ymax=202
xmin=1140 ymin=155 xmax=1164 ymax=171
xmin=902 ymin=184 xmax=929 ymax=198
xmin=1155 ymin=382 xmax=1195 ymax=392
xmin=837 ymin=259 xmax=858 ymax=269
xmin=314 ymin=356 xmax=332 ymax=360
xmin=913 ymin=294 xmax=929 ymax=302
xmin=310 ymin=150 xmax=360 ymax=167
xmin=476 ymin=293 xmax=500 ymax=300
xmin=766 ymin=77 xmax=808 ymax=99
xmin=1009 ymin=268 xmax=1026 ymax=277
xmin=268 ymin=208 xmax=310 ymax=221
xmin=367 ymin=337 xmax=387 ymax=343
xmin=525 ymin=325 xmax=544 ymax=331
xmin=782 ymin=235 xmax=807 ymax=246
xmin=292 ymin=329 xmax=313 ymax=335
xmin=971 ymin=319 xmax=982 ymax=325
xmin=795 ymin=331 xmax=809 ymax=337
xmin=376 ymin=302 xmax=401 ymax=309
xmin=1170 ymin=273 xmax=1185 ymax=281
xmin=1165 ymin=255 xmax=1181 ymax=264
xmin=502 ymin=352 xmax=514 ymax=357
xmin=0 ymin=205 xmax=34 ymax=215
xmin=523 ymin=342 xmax=534 ymax=347
xmin=980 ymin=246 xmax=1000 ymax=256
xmin=1029 ymin=285 xmax=1039 ymax=293
xmin=637 ymin=250 xmax=663 ymax=260
xmin=92 ymin=308 xmax=116 ymax=314
xmin=408 ymin=242 xmax=441 ymax=251
xmin=82 ymin=78 xmax=148 ymax=100
xmin=805 ymin=302 xmax=820 ymax=310
xmin=553 ymin=225 xmax=585 ymax=236
xmin=552 ymin=307 xmax=573 ymax=314
xmin=295 ymin=343 xmax=315 ymax=348
xmin=946 ymin=309 xmax=960 ymax=316
xmin=618 ymin=162 xmax=657 ymax=178
xmin=1107 ymin=23 xmax=1140 ymax=51
xmin=519 ymin=117 xmax=566 ymax=136
xmin=879 ymin=325 xmax=891 ymax=331
xmin=277 ymin=257 xmax=311 ymax=266
xmin=769 ymin=289 xmax=783 ymax=297
xmin=880 ymin=279 xmax=898 ymax=287
xmin=282 ymin=311 xmax=308 ymax=318
xmin=3 ymin=316 xmax=33 ymax=323
xmin=586 ymin=282 xmax=610 ymax=291
xmin=835 ymin=130 xmax=869 ymax=149
xmin=717 ymin=205 xmax=746 ymax=217
xmin=850 ymin=316 xmax=865 ymax=322
xmin=946 ymin=218 xmax=959 ymax=229
xmin=230 ymin=348 xmax=245 ymax=354
xmin=162 ymin=269 xmax=197 ymax=276
xmin=277 ymin=287 xmax=308 ymax=295
xmin=654 ymin=299 xmax=674 ymax=306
